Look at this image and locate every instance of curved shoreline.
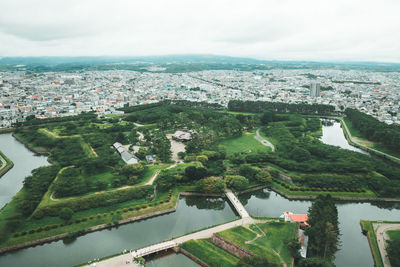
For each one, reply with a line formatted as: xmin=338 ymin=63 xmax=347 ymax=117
xmin=2 ymin=131 xmax=400 ymax=255
xmin=0 ymin=151 xmax=14 ymax=178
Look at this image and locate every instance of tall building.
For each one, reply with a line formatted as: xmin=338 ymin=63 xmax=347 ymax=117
xmin=310 ymin=81 xmax=320 ymax=97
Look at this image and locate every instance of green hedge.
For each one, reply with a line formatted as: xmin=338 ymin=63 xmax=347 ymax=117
xmin=33 ymin=185 xmax=153 ymax=218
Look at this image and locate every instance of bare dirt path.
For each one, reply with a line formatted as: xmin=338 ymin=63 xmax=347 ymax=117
xmin=255 ymin=128 xmax=275 ymax=152
xmin=375 ymin=223 xmax=400 ymax=267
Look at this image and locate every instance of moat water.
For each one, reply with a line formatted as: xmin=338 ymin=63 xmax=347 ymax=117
xmin=319 ymin=120 xmax=369 ymax=154
xmin=0 ymin=127 xmax=398 ymax=267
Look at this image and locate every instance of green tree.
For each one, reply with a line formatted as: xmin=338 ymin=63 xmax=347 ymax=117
xmin=225 ymin=175 xmax=249 ymax=191
xmin=59 ymin=208 xmax=74 ymax=221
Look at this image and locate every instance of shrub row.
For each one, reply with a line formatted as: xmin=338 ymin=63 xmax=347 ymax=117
xmin=33 ymin=186 xmax=153 ymax=219
xmin=17 ymin=199 xmax=169 ymax=237
xmin=272 ymin=178 xmax=366 ymax=193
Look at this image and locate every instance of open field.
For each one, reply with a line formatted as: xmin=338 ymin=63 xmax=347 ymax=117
xmin=218 ymin=131 xmax=271 ymax=155
xmin=180 ymin=239 xmax=240 ymax=267
xmin=387 ymin=229 xmax=400 ymax=241
xmin=217 ymin=221 xmax=297 ymax=266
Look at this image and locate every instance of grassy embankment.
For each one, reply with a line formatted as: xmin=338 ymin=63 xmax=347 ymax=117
xmin=217 ymin=222 xmax=296 ymax=266
xmin=38 ymin=128 xmax=96 ymax=158
xmin=343 ymin=118 xmax=400 ymax=159
xmin=270 ymin=178 xmax=377 ymax=199
xmin=360 ymin=220 xmax=384 ymax=267
xmin=2 ymin=186 xmax=179 ymax=248
xmin=387 ymin=229 xmax=400 ymax=241
xmin=0 ymin=150 xmax=13 ymax=177
xmin=179 ymin=221 xmax=296 ymax=267
xmin=180 ymin=239 xmax=240 ymax=267
xmin=218 ymin=131 xmax=271 ymax=155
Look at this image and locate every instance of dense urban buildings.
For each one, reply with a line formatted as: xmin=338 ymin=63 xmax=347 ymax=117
xmin=1 ymin=68 xmax=399 ymax=127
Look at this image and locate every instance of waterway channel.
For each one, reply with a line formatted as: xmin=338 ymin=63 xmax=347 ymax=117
xmin=0 ymin=133 xmax=49 ymax=208
xmin=319 ymin=120 xmax=368 ymax=154
xmin=0 ymin=124 xmax=398 ymax=267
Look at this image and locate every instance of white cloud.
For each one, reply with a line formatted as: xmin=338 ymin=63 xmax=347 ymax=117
xmin=0 ymin=0 xmax=399 ymax=62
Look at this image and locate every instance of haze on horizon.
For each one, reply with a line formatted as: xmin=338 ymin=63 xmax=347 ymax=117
xmin=0 ymin=0 xmax=399 ymax=63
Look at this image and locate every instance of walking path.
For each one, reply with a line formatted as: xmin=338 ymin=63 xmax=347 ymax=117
xmin=50 ymin=164 xmax=173 ymax=201
xmin=341 ymin=119 xmax=400 ymax=163
xmin=225 ymin=189 xmax=250 ymax=218
xmin=375 ymin=223 xmax=400 ymax=267
xmin=82 ymin=188 xmax=257 ymax=267
xmin=83 ymin=217 xmax=256 ymax=267
xmin=255 ymin=128 xmax=275 ymax=152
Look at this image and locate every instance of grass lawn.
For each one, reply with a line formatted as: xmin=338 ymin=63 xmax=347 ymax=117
xmin=360 ymin=220 xmax=383 ymax=267
xmin=217 ymin=222 xmax=297 ymax=266
xmin=180 ymin=239 xmax=239 ymax=267
xmin=137 ymin=164 xmax=170 ymax=185
xmin=219 ymin=132 xmax=271 ymax=155
xmin=388 ymin=229 xmax=400 ymax=241
xmin=343 ymin=117 xmax=363 ymax=138
xmin=165 ymin=162 xmax=203 ymax=175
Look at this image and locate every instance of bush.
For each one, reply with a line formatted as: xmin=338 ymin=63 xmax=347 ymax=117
xmin=90 ymin=215 xmax=94 ymax=220
xmin=116 ymin=210 xmax=121 ymax=214
xmin=21 ymin=231 xmax=27 ymax=236
xmin=75 ymin=218 xmax=81 ymax=223
xmin=36 ymin=227 xmax=43 ymax=232
xmin=123 ymin=208 xmax=128 ymax=212
xmin=13 ymin=233 xmax=20 ymax=237
xmin=29 ymin=229 xmax=35 ymax=234
xmin=141 ymin=204 xmax=147 ymax=209
xmin=135 ymin=205 xmax=141 ymax=210
xmin=82 ymin=217 xmax=87 ymax=221
xmin=52 ymin=224 xmax=58 ymax=229
xmin=225 ymin=175 xmax=249 ymax=191
xmin=44 ymin=225 xmax=51 ymax=231
xmin=59 ymin=208 xmax=74 ymax=221
xmin=110 ymin=211 xmax=114 ymax=215
xmin=128 ymin=206 xmax=134 ymax=211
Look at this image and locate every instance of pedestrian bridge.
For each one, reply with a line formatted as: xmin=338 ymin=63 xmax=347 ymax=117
xmin=225 ymin=189 xmax=250 ymax=218
xmin=131 ymin=240 xmax=176 ymax=258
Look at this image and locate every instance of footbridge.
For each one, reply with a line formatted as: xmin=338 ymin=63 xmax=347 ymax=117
xmin=82 ymin=190 xmax=252 ymax=267
xmin=225 ymin=189 xmax=250 ymax=218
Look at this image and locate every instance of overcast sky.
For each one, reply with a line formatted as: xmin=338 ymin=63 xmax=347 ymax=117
xmin=0 ymin=0 xmax=399 ymax=62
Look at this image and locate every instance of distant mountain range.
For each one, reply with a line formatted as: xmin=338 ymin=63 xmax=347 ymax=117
xmin=0 ymin=54 xmax=399 ymax=72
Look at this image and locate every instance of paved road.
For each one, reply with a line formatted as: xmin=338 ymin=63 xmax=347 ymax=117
xmin=375 ymin=223 xmax=400 ymax=267
xmin=255 ymin=128 xmax=275 ymax=152
xmin=225 ymin=189 xmax=250 ymax=218
xmin=341 ymin=119 xmax=400 ymax=163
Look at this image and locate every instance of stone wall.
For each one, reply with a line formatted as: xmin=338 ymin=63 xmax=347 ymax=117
xmin=211 ymin=233 xmax=254 ymax=258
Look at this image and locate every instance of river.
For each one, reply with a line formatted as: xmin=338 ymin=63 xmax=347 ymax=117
xmin=319 ymin=120 xmax=368 ymax=154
